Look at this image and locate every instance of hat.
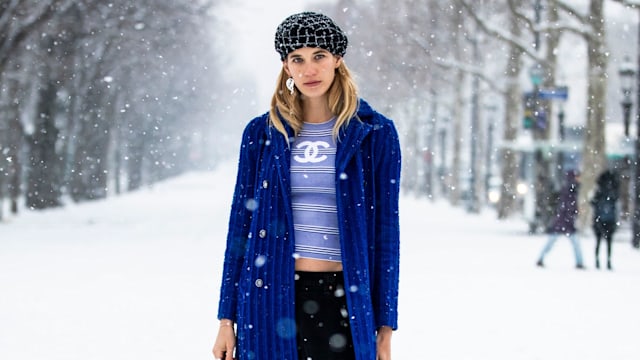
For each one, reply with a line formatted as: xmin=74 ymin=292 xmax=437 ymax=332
xmin=274 ymin=12 xmax=348 ymax=61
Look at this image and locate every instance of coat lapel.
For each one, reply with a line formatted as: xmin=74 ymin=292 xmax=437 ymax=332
xmin=336 ymin=117 xmax=372 ymax=172
xmin=271 ymin=122 xmax=294 ymax=193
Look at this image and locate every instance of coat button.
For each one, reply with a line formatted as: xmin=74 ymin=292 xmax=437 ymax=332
xmin=255 ymin=278 xmax=264 ymax=288
xmin=262 ymin=180 xmax=269 ymax=189
xmin=259 ymin=229 xmax=267 ymax=238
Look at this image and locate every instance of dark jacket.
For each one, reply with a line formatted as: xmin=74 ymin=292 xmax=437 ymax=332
xmin=548 ymin=172 xmax=579 ymax=235
xmin=217 ymin=99 xmax=401 ymax=360
xmin=590 ymin=170 xmax=619 ymax=224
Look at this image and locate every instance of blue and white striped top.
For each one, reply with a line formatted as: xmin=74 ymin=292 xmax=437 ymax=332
xmin=290 ymin=117 xmax=341 ymax=262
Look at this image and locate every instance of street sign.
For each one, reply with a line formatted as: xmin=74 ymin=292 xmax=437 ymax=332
xmin=523 ymin=86 xmax=569 ymax=101
xmin=537 ymin=86 xmax=569 ymax=100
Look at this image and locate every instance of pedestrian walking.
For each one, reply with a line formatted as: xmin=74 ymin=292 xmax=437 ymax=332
xmin=212 ymin=12 xmax=401 ymax=360
xmin=536 ymin=170 xmax=585 ymax=269
xmin=590 ymin=170 xmax=620 ymax=270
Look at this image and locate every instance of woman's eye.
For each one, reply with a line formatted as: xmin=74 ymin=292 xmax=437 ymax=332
xmin=315 ymin=54 xmax=326 ymax=60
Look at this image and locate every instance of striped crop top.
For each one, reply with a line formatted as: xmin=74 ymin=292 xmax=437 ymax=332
xmin=290 ymin=117 xmax=341 ymax=262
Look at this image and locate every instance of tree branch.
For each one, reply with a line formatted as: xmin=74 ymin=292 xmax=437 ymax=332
xmin=547 ymin=0 xmax=604 ymax=43
xmin=0 ymin=0 xmax=21 ymax=33
xmin=408 ymin=31 xmax=506 ymax=96
xmin=552 ymin=0 xmax=588 ymax=24
xmin=609 ymin=0 xmax=640 ymax=9
xmin=506 ymin=0 xmax=535 ymax=33
xmin=458 ymin=0 xmax=543 ymax=63
xmin=0 ymin=0 xmax=74 ymax=71
xmin=435 ymin=55 xmax=507 ymax=97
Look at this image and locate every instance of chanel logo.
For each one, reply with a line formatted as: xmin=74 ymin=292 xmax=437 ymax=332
xmin=294 ymin=141 xmax=330 ymax=163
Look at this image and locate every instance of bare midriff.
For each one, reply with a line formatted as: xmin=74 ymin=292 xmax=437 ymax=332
xmin=295 ymin=257 xmax=343 ymax=272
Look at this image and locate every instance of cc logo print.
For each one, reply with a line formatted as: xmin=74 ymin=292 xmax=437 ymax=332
xmin=294 ymin=141 xmax=330 ymax=163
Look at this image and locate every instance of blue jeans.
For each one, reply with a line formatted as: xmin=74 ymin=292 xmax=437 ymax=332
xmin=538 ymin=233 xmax=584 ymax=266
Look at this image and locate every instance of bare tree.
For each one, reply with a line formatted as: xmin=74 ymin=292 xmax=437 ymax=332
xmin=0 ymin=0 xmax=223 ymax=216
xmin=313 ymin=0 xmax=620 ymax=230
xmin=547 ymin=0 xmax=608 ymax=229
xmin=0 ymin=0 xmax=74 ymax=71
xmin=458 ymin=0 xmax=611 ymax=232
xmin=497 ymin=0 xmax=527 ymax=219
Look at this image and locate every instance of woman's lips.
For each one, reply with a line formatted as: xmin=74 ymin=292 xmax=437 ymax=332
xmin=304 ymin=81 xmax=322 ymax=87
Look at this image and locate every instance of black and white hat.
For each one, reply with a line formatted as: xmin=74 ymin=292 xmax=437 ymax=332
xmin=274 ymin=12 xmax=348 ymax=61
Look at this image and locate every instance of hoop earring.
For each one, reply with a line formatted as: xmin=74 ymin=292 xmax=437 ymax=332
xmin=286 ymin=77 xmax=295 ymax=95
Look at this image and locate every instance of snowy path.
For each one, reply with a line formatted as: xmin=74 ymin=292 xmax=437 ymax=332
xmin=1 ymin=163 xmax=639 ymax=359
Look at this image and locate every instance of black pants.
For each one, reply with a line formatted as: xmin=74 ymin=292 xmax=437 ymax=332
xmin=295 ymin=271 xmax=355 ymax=360
xmin=594 ymin=220 xmax=616 ymax=266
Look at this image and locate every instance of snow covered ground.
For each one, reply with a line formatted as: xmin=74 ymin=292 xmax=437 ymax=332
xmin=1 ymin=161 xmax=639 ymax=360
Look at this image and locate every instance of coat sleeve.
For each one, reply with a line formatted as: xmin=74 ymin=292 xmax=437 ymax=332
xmin=372 ymin=117 xmax=402 ymax=330
xmin=217 ymin=119 xmax=263 ymax=321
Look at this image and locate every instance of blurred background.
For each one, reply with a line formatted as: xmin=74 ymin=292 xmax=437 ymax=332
xmin=1 ymin=0 xmax=640 ymax=239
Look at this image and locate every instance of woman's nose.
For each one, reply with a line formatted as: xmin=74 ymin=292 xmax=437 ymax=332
xmin=300 ymin=63 xmax=318 ymax=77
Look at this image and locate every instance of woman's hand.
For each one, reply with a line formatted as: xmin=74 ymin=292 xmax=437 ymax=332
xmin=376 ymin=325 xmax=393 ymax=360
xmin=212 ymin=319 xmax=236 ymax=360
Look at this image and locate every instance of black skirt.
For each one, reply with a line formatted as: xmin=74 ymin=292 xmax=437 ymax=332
xmin=295 ymin=271 xmax=356 ymax=360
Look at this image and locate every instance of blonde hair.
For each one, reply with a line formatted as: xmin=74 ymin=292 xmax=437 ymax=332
xmin=268 ymin=61 xmax=359 ymax=140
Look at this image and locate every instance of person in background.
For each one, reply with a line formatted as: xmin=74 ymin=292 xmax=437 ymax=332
xmin=590 ymin=170 xmax=620 ymax=270
xmin=212 ymin=11 xmax=401 ymax=360
xmin=536 ymin=170 xmax=585 ymax=270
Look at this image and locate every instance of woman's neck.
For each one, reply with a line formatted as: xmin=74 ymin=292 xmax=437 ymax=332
xmin=302 ymin=96 xmax=333 ymax=124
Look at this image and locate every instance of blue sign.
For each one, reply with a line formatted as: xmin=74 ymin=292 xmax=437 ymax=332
xmin=538 ymin=86 xmax=569 ymax=100
xmin=524 ymin=86 xmax=569 ymax=101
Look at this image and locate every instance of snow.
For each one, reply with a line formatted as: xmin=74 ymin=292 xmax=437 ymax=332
xmin=1 ymin=161 xmax=639 ymax=360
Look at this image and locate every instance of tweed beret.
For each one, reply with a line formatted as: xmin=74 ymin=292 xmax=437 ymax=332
xmin=274 ymin=12 xmax=348 ymax=61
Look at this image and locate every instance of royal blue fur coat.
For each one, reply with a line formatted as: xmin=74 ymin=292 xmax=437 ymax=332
xmin=217 ymin=99 xmax=401 ymax=360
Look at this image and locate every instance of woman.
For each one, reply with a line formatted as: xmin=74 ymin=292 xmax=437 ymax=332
xmin=590 ymin=170 xmax=619 ymax=270
xmin=536 ymin=170 xmax=584 ymax=269
xmin=212 ymin=12 xmax=401 ymax=360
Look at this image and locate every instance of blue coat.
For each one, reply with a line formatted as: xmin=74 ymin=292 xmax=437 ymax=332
xmin=217 ymin=99 xmax=401 ymax=360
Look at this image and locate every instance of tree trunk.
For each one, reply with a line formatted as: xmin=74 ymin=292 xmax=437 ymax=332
xmin=449 ymin=2 xmax=465 ymax=207
xmin=577 ymin=0 xmax=607 ymax=230
xmin=126 ymin=121 xmax=145 ymax=191
xmin=26 ymin=80 xmax=61 ymax=209
xmin=497 ymin=1 xmax=524 ymax=219
xmin=533 ymin=4 xmax=562 ymax=230
xmin=71 ymin=85 xmax=111 ymax=201
xmin=7 ymin=78 xmax=23 ymax=215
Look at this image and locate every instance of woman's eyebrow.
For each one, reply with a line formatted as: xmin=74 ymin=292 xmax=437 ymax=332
xmin=290 ymin=49 xmax=329 ymax=58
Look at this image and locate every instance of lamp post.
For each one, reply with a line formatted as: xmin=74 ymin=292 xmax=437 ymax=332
xmin=635 ymin=8 xmax=640 ymax=249
xmin=528 ymin=63 xmax=545 ymax=136
xmin=556 ymin=105 xmax=566 ymax=183
xmin=529 ymin=62 xmax=547 ymax=232
xmin=438 ymin=126 xmax=447 ymax=197
xmin=620 ymin=55 xmax=639 ymax=247
xmin=485 ymin=103 xmax=497 ymax=204
xmin=619 ymin=56 xmax=635 ymax=224
xmin=467 ymin=33 xmax=480 ymax=213
xmin=619 ymin=56 xmax=634 ymax=138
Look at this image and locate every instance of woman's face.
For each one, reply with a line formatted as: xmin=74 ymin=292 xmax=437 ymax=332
xmin=284 ymin=47 xmax=342 ymax=100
